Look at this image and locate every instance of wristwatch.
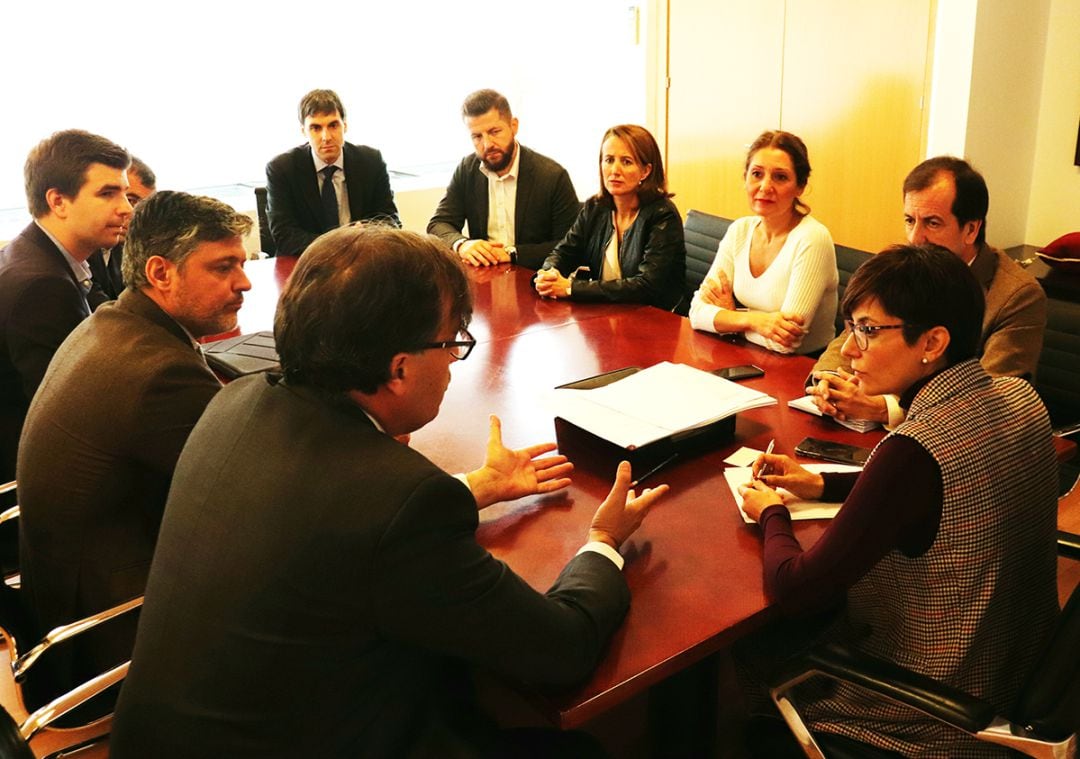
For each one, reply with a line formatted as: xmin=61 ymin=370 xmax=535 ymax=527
xmin=507 ymin=246 xmax=518 ymax=265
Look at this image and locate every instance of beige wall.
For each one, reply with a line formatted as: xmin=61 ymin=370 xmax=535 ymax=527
xmin=964 ymin=0 xmax=1051 ymax=248
xmin=1025 ymin=0 xmax=1080 ymax=246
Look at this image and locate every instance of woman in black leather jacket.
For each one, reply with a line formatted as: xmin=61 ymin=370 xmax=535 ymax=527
xmin=535 ymin=125 xmax=685 ymax=310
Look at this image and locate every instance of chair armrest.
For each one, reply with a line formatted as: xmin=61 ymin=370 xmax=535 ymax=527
xmin=1059 ymin=530 xmax=1080 ymax=561
xmin=13 ymin=596 xmax=142 ymax=680
xmin=19 ymin=661 xmax=128 ymax=741
xmin=772 ymin=643 xmax=997 ymax=734
xmin=0 ymin=505 xmax=18 ymax=527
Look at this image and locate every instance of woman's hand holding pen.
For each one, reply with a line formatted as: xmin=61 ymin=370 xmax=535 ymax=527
xmin=738 ymin=451 xmax=826 ymax=521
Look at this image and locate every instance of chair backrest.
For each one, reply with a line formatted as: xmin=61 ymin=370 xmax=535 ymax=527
xmin=254 ymin=186 xmax=276 ymax=257
xmin=834 ymin=244 xmax=872 ymax=334
xmin=683 ymin=209 xmax=733 ymax=295
xmin=1036 ymin=296 xmax=1080 ymax=428
xmin=1011 ymin=573 xmax=1080 ymax=740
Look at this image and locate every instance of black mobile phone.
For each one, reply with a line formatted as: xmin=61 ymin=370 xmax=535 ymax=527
xmin=794 ymin=436 xmax=871 ymax=466
xmin=713 ymin=364 xmax=765 ymax=381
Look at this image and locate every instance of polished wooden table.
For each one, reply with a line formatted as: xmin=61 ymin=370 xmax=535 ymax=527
xmin=225 ymin=256 xmax=880 ymax=728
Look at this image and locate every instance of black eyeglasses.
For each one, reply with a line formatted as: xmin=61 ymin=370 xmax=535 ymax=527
xmin=422 ymin=328 xmax=476 ymax=361
xmin=843 ymin=319 xmax=908 ymax=351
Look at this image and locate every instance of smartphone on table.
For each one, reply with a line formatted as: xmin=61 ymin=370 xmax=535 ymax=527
xmin=794 ymin=436 xmax=871 ymax=466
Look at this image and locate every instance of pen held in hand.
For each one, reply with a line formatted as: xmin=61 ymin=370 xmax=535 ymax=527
xmin=755 ymin=439 xmax=776 ymax=481
xmin=630 ymin=453 xmax=678 ymax=489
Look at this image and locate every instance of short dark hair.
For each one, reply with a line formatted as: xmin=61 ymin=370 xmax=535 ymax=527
xmin=275 ymin=226 xmax=473 ymax=394
xmin=903 ymin=156 xmax=989 ymax=246
xmin=298 ymin=89 xmax=346 ymax=123
xmin=841 ymin=243 xmax=984 ymax=365
xmin=744 ymin=130 xmax=812 ymax=215
xmin=123 ymin=191 xmax=253 ymax=290
xmin=24 ymin=130 xmax=130 ymax=218
xmin=596 ymin=124 xmax=672 ymax=207
xmin=461 ymin=89 xmax=512 ymax=121
xmin=128 ymin=155 xmax=156 ymax=190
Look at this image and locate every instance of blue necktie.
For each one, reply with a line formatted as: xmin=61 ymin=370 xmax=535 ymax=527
xmin=320 ymin=165 xmax=339 ymax=231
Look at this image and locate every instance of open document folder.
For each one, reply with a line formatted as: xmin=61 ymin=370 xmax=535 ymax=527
xmin=550 ymin=361 xmax=776 ymax=450
xmin=724 ymin=463 xmax=862 ymax=523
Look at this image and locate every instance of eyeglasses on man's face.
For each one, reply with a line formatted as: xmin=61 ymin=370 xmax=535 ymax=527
xmin=843 ymin=319 xmax=908 ymax=351
xmin=422 ymin=327 xmax=476 ymax=361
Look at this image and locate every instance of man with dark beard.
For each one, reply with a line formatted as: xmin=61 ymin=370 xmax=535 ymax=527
xmin=428 ymin=88 xmax=580 ymax=269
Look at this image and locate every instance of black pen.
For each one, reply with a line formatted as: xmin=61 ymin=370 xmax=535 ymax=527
xmin=630 ymin=453 xmax=678 ymax=489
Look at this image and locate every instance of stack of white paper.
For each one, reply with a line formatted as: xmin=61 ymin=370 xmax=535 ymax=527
xmin=551 ymin=361 xmax=777 ymax=449
xmin=787 ymin=395 xmax=880 ymax=433
xmin=724 ymin=463 xmax=863 ymax=522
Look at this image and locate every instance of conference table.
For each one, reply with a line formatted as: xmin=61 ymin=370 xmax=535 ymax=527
xmin=220 ymin=255 xmax=884 ymax=730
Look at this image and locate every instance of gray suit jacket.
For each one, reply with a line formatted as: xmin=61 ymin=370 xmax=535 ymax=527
xmin=18 ymin=289 xmax=220 ymax=688
xmin=112 ymin=375 xmax=629 ymax=758
xmin=427 ymin=144 xmax=580 ymax=269
xmin=266 ymin=142 xmax=401 ymax=256
xmin=0 ymin=222 xmax=94 ymax=481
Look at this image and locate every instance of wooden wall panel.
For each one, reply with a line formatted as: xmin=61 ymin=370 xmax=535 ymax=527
xmin=661 ymin=0 xmax=932 ymax=253
xmin=664 ymin=1 xmax=785 ymax=221
xmin=781 ymin=0 xmax=932 ymax=252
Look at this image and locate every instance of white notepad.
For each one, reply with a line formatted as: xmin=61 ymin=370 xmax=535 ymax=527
xmin=724 ymin=463 xmax=862 ymax=523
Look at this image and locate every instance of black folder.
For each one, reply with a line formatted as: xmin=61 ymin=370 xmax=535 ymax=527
xmin=553 ymin=367 xmax=737 ymax=473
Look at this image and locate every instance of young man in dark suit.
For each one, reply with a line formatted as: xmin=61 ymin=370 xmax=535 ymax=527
xmin=111 ymin=226 xmax=667 ymax=758
xmin=87 ymin=155 xmax=157 ymax=302
xmin=17 ymin=191 xmax=252 ymax=694
xmin=0 ymin=129 xmax=132 ymax=482
xmin=428 ymin=88 xmax=581 ymax=269
xmin=265 ymin=89 xmax=400 ymax=256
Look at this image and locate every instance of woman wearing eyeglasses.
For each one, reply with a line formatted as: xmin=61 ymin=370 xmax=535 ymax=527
xmin=535 ymin=125 xmax=685 ymax=310
xmin=736 ymin=244 xmax=1058 ymax=756
xmin=689 ymin=130 xmax=837 ymax=354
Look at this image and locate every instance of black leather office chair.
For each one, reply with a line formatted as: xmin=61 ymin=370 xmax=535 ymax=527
xmin=678 ymin=209 xmax=733 ymax=315
xmin=768 ymin=521 xmax=1080 ymax=757
xmin=833 ymin=245 xmax=871 ymax=335
xmin=254 ymin=186 xmax=276 ymax=257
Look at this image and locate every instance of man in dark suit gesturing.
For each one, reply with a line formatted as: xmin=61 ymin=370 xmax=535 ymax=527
xmin=265 ymin=89 xmax=400 ymax=256
xmin=428 ymin=89 xmax=580 ymax=269
xmin=18 ymin=191 xmax=252 ymax=693
xmin=112 ymin=227 xmax=667 ymax=758
xmin=0 ymin=129 xmax=132 ymax=482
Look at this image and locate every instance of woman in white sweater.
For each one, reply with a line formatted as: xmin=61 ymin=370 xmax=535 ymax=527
xmin=689 ymin=131 xmax=838 ymax=354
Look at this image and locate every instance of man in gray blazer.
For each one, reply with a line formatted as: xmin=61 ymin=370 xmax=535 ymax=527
xmin=0 ymin=130 xmax=132 ymax=482
xmin=17 ymin=191 xmax=252 ymax=693
xmin=111 ymin=226 xmax=667 ymax=758
xmin=428 ymin=89 xmax=580 ymax=270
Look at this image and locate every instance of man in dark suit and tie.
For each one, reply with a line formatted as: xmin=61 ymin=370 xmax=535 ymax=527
xmin=265 ymin=89 xmax=400 ymax=256
xmin=18 ymin=191 xmax=252 ymax=694
xmin=111 ymin=226 xmax=667 ymax=758
xmin=0 ymin=129 xmax=132 ymax=482
xmin=87 ymin=155 xmax=156 ymax=302
xmin=429 ymin=88 xmax=581 ymax=270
